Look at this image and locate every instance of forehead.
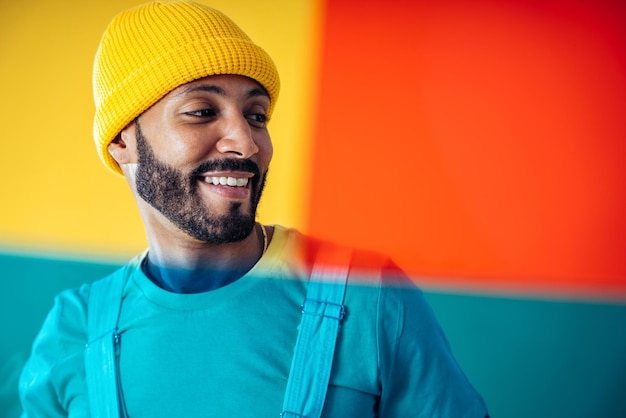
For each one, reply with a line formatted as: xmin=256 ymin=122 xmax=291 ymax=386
xmin=166 ymin=74 xmax=269 ymax=101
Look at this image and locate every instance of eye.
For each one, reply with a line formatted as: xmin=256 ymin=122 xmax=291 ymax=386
xmin=246 ymin=113 xmax=268 ymax=128
xmin=185 ymin=108 xmax=217 ymax=118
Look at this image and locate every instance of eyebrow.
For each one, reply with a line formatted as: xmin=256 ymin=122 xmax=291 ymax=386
xmin=172 ymin=83 xmax=270 ymax=100
xmin=247 ymin=87 xmax=270 ymax=99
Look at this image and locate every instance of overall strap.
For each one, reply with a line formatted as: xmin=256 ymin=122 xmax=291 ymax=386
xmin=281 ymin=245 xmax=353 ymax=418
xmin=85 ymin=270 xmax=127 ymax=418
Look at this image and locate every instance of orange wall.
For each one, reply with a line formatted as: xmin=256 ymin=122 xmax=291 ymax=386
xmin=309 ymin=0 xmax=626 ymax=298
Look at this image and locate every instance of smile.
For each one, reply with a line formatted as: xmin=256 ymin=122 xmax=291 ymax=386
xmin=202 ymin=176 xmax=250 ymax=187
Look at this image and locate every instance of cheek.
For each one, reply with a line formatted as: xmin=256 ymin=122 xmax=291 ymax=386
xmin=170 ymin=140 xmax=203 ymax=163
xmin=258 ymin=134 xmax=273 ymax=167
xmin=154 ymin=131 xmax=212 ymax=168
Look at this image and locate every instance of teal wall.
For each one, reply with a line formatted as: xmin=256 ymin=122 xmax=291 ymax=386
xmin=2 ymin=252 xmax=625 ymax=417
xmin=425 ymin=292 xmax=626 ymax=417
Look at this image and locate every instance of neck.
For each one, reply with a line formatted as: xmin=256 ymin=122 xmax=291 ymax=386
xmin=143 ymin=223 xmax=270 ymax=294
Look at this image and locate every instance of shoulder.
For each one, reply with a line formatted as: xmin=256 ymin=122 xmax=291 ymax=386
xmin=23 ymin=256 xmax=140 ymax=365
xmin=23 ymin=259 xmax=136 ymax=364
xmin=280 ymin=227 xmax=426 ymax=322
xmin=40 ymin=283 xmax=91 ymax=344
xmin=272 ymin=226 xmax=401 ymax=281
xmin=265 ymin=226 xmax=428 ymax=322
xmin=19 ymin=256 xmax=143 ymax=414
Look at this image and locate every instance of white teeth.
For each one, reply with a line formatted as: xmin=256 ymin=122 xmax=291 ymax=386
xmin=204 ymin=176 xmax=249 ymax=187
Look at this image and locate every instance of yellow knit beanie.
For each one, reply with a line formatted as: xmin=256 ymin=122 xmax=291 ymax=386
xmin=93 ymin=0 xmax=280 ymax=175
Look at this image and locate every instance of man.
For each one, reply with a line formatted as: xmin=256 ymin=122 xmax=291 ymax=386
xmin=19 ymin=1 xmax=488 ymax=417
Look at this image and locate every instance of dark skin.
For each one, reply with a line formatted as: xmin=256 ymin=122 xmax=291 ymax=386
xmin=108 ymin=75 xmax=274 ymax=293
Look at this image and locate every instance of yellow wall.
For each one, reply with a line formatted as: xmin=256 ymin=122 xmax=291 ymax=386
xmin=0 ymin=0 xmax=321 ymax=260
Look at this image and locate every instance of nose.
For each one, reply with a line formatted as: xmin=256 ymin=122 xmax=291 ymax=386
xmin=215 ymin=114 xmax=259 ymax=158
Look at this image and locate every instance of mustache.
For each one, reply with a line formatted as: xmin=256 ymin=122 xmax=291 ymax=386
xmin=190 ymin=159 xmax=261 ymax=179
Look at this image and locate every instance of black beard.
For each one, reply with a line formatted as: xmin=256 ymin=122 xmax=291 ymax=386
xmin=134 ymin=119 xmax=267 ymax=244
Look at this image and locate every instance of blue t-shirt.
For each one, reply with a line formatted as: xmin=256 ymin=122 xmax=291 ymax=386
xmin=19 ymin=226 xmax=488 ymax=417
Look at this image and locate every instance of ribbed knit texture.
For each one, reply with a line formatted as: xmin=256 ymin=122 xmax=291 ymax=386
xmin=93 ymin=1 xmax=280 ymax=175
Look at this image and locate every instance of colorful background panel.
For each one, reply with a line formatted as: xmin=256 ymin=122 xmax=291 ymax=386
xmin=1 ymin=0 xmax=625 ymax=417
xmin=310 ymin=0 xmax=626 ymax=298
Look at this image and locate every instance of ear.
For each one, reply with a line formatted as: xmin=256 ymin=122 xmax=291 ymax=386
xmin=108 ymin=123 xmax=137 ymax=165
